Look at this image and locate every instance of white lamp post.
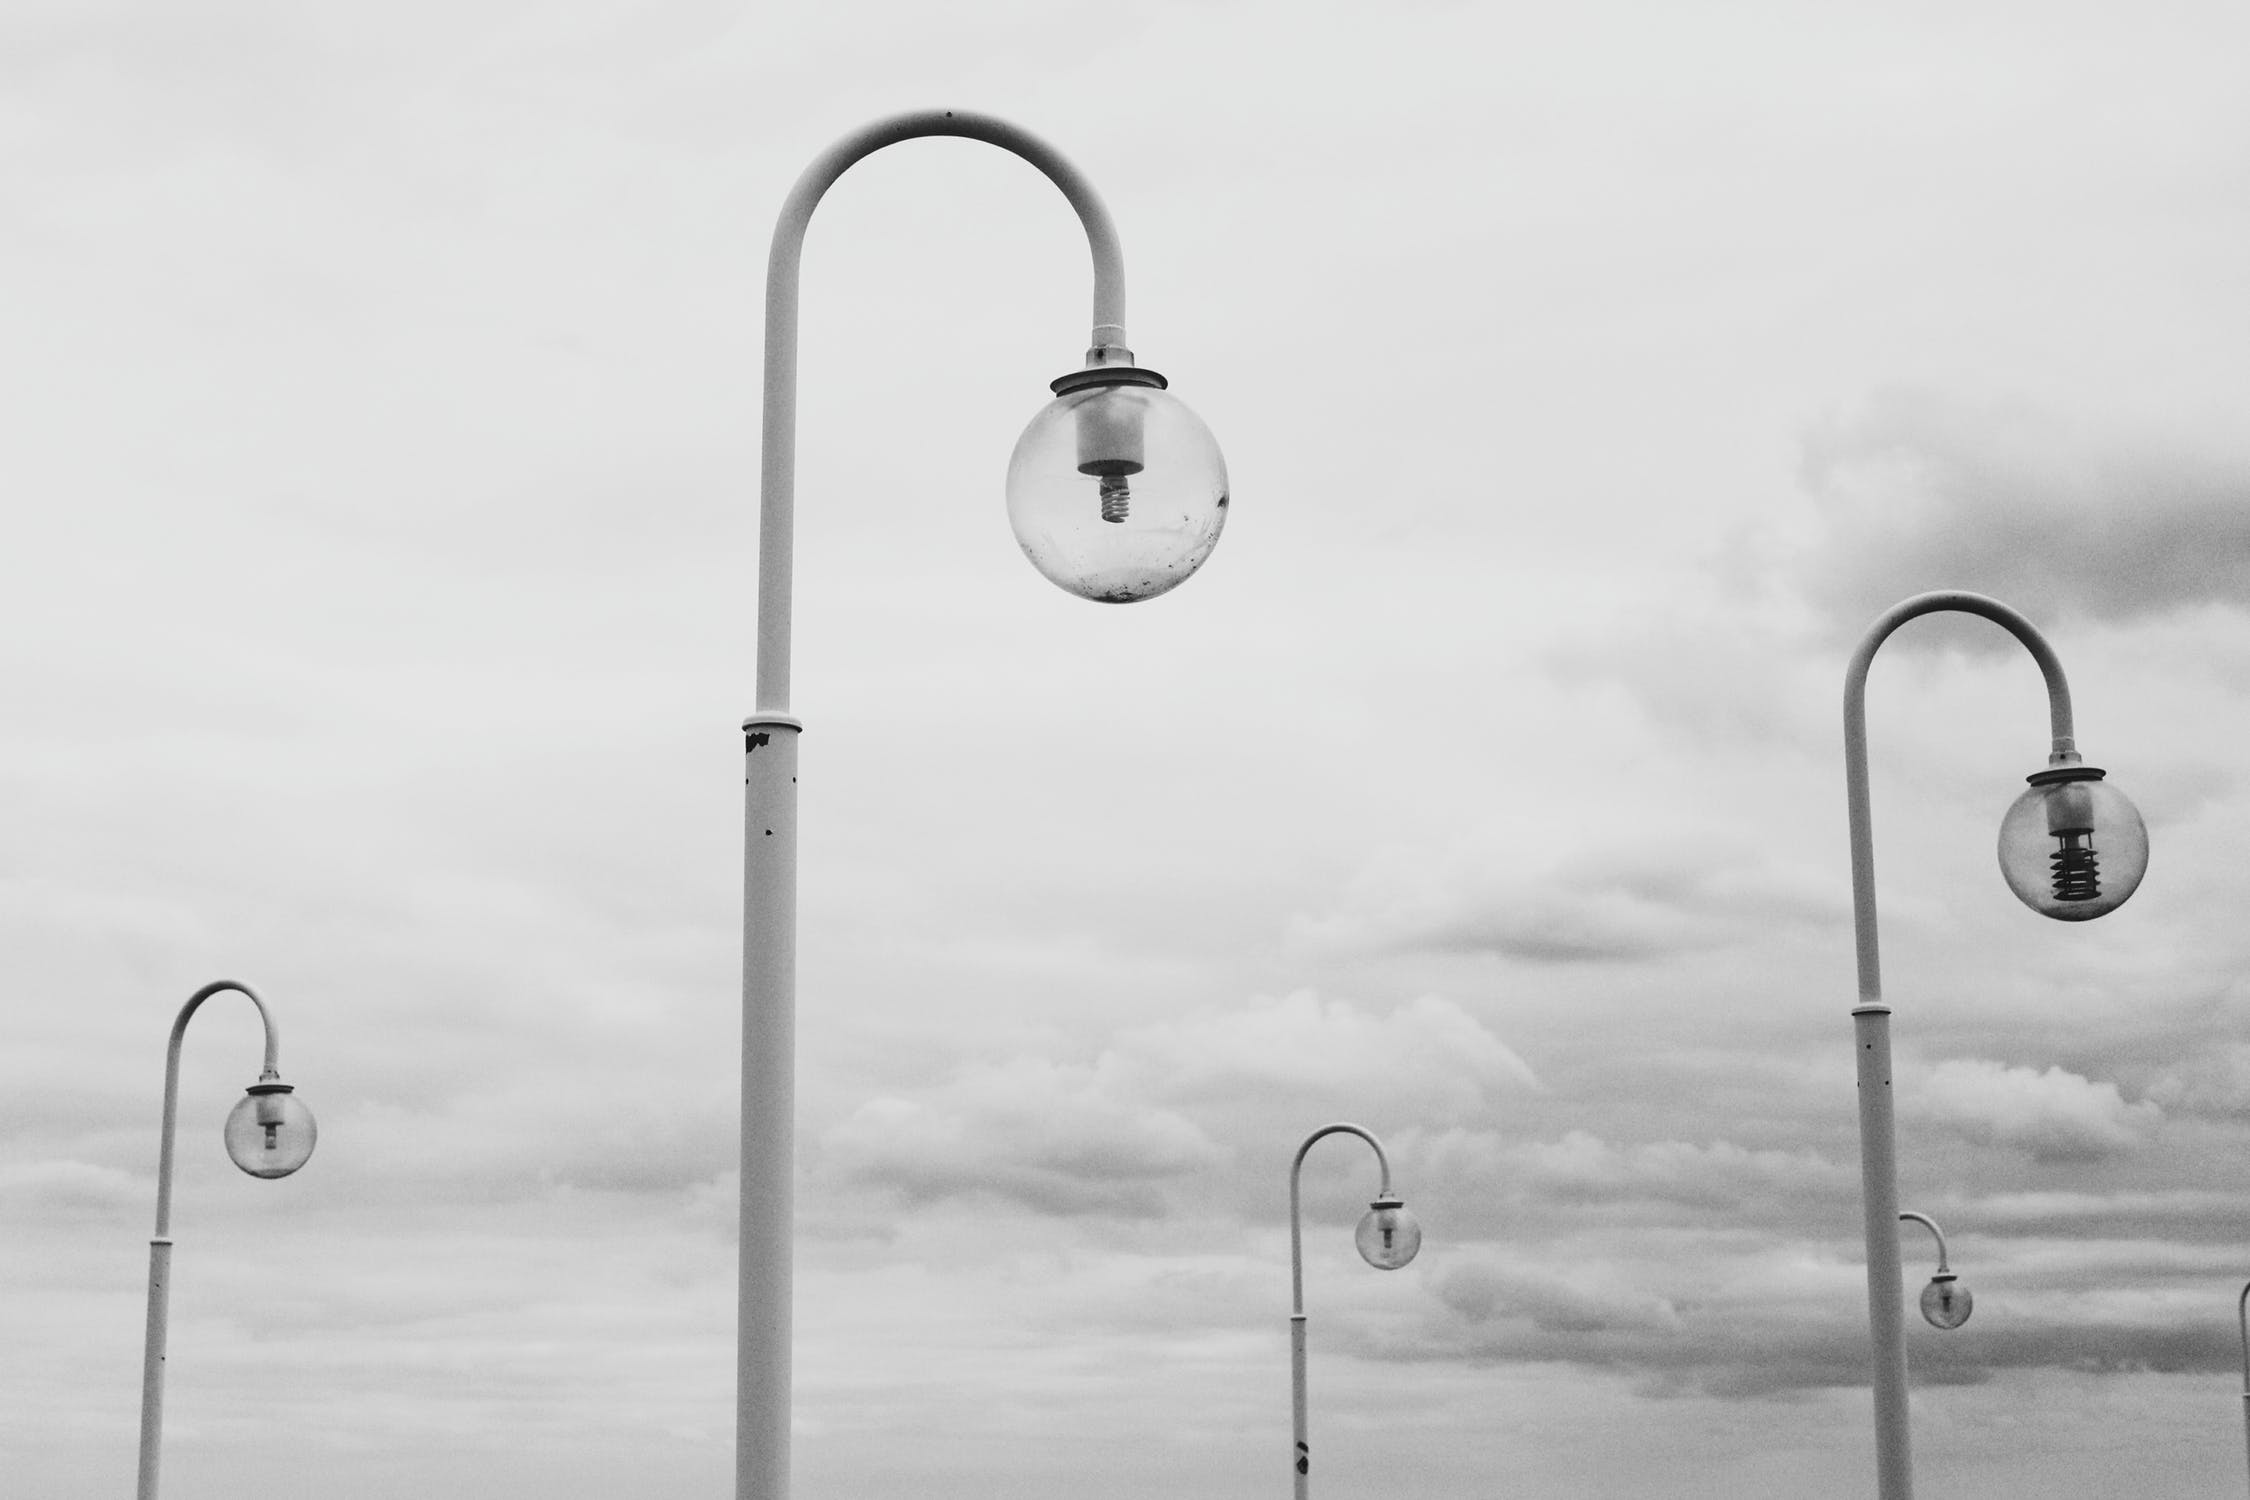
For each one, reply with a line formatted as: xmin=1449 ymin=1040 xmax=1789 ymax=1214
xmin=1843 ymin=590 xmax=2148 ymax=1500
xmin=1288 ymin=1123 xmax=1421 ymax=1500
xmin=739 ymin=110 xmax=1228 ymax=1500
xmin=136 ymin=979 xmax=317 ymax=1500
xmin=1897 ymin=1212 xmax=1971 ymax=1331
xmin=2236 ymin=1280 xmax=2250 ymax=1494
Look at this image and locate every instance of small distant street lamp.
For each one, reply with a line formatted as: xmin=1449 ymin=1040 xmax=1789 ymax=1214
xmin=136 ymin=979 xmax=317 ymax=1500
xmin=2235 ymin=1280 xmax=2250 ymax=1494
xmin=738 ymin=110 xmax=1227 ymax=1500
xmin=1843 ymin=590 xmax=2148 ymax=1500
xmin=1898 ymin=1212 xmax=1970 ymax=1330
xmin=1288 ymin=1123 xmax=1421 ymax=1500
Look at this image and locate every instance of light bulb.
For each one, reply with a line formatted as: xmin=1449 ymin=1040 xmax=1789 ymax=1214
xmin=1072 ymin=378 xmax=1147 ymax=523
xmin=1998 ymin=765 xmax=2148 ymax=921
xmin=1007 ymin=363 xmax=1227 ymax=603
xmin=1920 ymin=1273 xmax=1972 ymax=1330
xmin=224 ymin=1080 xmax=317 ymax=1179
xmin=2043 ymin=779 xmax=2099 ymax=901
xmin=1354 ymin=1197 xmax=1422 ymax=1270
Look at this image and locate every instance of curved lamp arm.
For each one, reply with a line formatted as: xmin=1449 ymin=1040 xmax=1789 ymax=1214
xmin=152 ymin=979 xmax=283 ymax=1240
xmin=1289 ymin=1124 xmax=1395 ymax=1320
xmin=755 ymin=109 xmax=1131 ymax=714
xmin=1843 ymin=589 xmax=2077 ymax=1008
xmin=1898 ymin=1211 xmax=1952 ymax=1275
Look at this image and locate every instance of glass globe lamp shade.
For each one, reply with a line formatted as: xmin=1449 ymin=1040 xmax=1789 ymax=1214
xmin=1998 ymin=766 xmax=2148 ymax=921
xmin=224 ymin=1081 xmax=317 ymax=1179
xmin=1006 ymin=367 xmax=1227 ymax=604
xmin=1355 ymin=1197 xmax=1421 ymax=1270
xmin=1920 ymin=1273 xmax=1972 ymax=1330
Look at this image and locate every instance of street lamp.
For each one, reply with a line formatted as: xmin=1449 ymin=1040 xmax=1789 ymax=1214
xmin=738 ymin=110 xmax=1228 ymax=1500
xmin=1898 ymin=1212 xmax=1970 ymax=1330
xmin=2236 ymin=1280 xmax=2250 ymax=1495
xmin=136 ymin=979 xmax=317 ymax=1500
xmin=1843 ymin=589 xmax=2147 ymax=1500
xmin=1288 ymin=1123 xmax=1421 ymax=1500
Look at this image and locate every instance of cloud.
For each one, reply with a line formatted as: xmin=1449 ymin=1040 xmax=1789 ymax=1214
xmin=1122 ymin=991 xmax=1541 ymax=1116
xmin=1384 ymin=1241 xmax=1877 ymax=1399
xmin=1403 ymin=1123 xmax=1866 ymax=1248
xmin=1903 ymin=1057 xmax=2161 ymax=1161
xmin=1539 ymin=592 xmax=1831 ymax=752
xmin=1789 ymin=389 xmax=2250 ymax=637
xmin=1921 ymin=1316 xmax=2230 ymax=1382
xmin=333 ymin=1077 xmax=739 ymax=1206
xmin=0 ymin=1158 xmax=144 ymax=1218
xmin=2141 ymin=1041 xmax=2250 ymax=1116
xmin=1391 ymin=1227 xmax=2242 ymax=1400
xmin=1356 ymin=1123 xmax=2239 ymax=1402
xmin=1294 ymin=839 xmax=1843 ymax=965
xmin=827 ymin=1060 xmax=1223 ymax=1219
xmin=820 ymin=992 xmax=1537 ymax=1219
xmin=1436 ymin=1257 xmax=1684 ymax=1336
xmin=1970 ymin=1189 xmax=2248 ymax=1237
xmin=1510 ymin=1130 xmax=1855 ymax=1217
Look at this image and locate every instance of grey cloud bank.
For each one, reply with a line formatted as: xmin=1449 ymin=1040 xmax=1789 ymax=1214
xmin=1794 ymin=389 xmax=2250 ymax=637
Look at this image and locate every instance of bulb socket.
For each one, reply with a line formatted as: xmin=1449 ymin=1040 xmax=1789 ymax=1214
xmin=1052 ymin=366 xmax=1169 ymax=485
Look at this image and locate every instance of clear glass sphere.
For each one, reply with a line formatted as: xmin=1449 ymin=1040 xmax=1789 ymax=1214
xmin=1998 ymin=768 xmax=2148 ymax=921
xmin=1006 ymin=371 xmax=1227 ymax=603
xmin=1920 ymin=1274 xmax=1972 ymax=1330
xmin=1355 ymin=1198 xmax=1421 ymax=1270
xmin=224 ymin=1083 xmax=317 ymax=1179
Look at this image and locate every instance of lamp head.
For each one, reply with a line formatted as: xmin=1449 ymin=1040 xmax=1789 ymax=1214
xmin=1919 ymin=1272 xmax=1972 ymax=1330
xmin=1354 ymin=1195 xmax=1421 ymax=1270
xmin=1998 ymin=764 xmax=2148 ymax=920
xmin=224 ymin=1077 xmax=317 ymax=1179
xmin=1006 ymin=363 xmax=1228 ymax=603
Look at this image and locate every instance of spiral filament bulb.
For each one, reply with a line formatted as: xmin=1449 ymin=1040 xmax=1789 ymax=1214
xmin=263 ymin=1121 xmax=280 ymax=1150
xmin=2045 ymin=780 xmax=2100 ymax=903
xmin=2051 ymin=831 xmax=2100 ymax=902
xmin=1097 ymin=472 xmax=1131 ymax=524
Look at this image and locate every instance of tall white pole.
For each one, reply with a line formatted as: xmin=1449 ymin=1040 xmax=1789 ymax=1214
xmin=1287 ymin=1124 xmax=1394 ymax=1500
xmin=742 ymin=110 xmax=1131 ymax=1500
xmin=1842 ymin=591 xmax=2074 ymax=1500
xmin=136 ymin=980 xmax=282 ymax=1500
xmin=136 ymin=1239 xmax=173 ymax=1500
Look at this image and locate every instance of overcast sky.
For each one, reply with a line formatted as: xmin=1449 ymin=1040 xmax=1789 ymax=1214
xmin=6 ymin=2 xmax=2250 ymax=1497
